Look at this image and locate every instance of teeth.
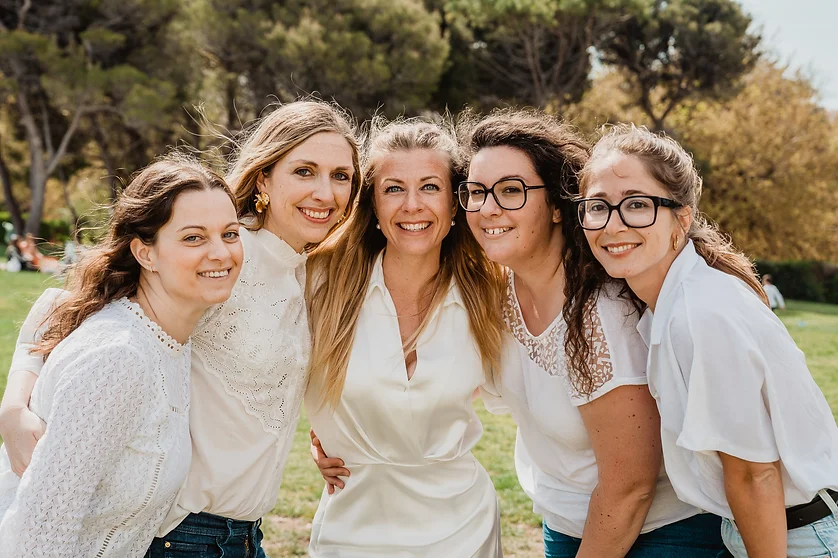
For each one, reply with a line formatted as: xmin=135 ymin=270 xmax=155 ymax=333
xmin=301 ymin=208 xmax=330 ymax=220
xmin=605 ymin=244 xmax=638 ymax=254
xmin=484 ymin=227 xmax=512 ymax=236
xmin=199 ymin=270 xmax=229 ymax=278
xmin=399 ymin=222 xmax=430 ymax=231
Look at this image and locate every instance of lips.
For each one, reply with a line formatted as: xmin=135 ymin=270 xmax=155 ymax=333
xmin=198 ymin=269 xmax=231 ymax=278
xmin=299 ymin=207 xmax=333 ymax=221
xmin=398 ymin=222 xmax=431 ymax=232
xmin=483 ymin=226 xmax=512 ymax=236
xmin=603 ymin=243 xmax=640 ymax=254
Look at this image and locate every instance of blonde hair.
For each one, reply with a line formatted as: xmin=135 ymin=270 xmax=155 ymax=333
xmin=580 ymin=124 xmax=768 ymax=304
xmin=226 ymin=100 xmax=362 ymax=241
xmin=306 ymin=116 xmax=506 ymax=411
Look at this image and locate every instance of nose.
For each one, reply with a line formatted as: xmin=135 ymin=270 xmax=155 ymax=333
xmin=207 ymin=236 xmax=232 ymax=262
xmin=603 ymin=207 xmax=628 ymax=234
xmin=404 ymin=188 xmax=423 ymax=213
xmin=311 ymin=174 xmax=337 ymax=205
xmin=479 ymin=191 xmax=502 ymax=218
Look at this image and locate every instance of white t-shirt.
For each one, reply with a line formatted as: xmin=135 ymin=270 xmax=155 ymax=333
xmin=763 ymin=283 xmax=785 ymax=309
xmin=638 ymin=241 xmax=838 ymax=518
xmin=482 ymin=275 xmax=699 ymax=538
xmin=10 ymin=228 xmax=311 ymax=534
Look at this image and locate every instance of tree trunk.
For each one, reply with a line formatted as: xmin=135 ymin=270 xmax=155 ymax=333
xmin=0 ymin=137 xmax=25 ymax=234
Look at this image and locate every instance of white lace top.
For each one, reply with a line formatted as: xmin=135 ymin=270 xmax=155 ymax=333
xmin=482 ymin=274 xmax=699 ymax=537
xmin=161 ymin=227 xmax=310 ymax=532
xmin=8 ymin=228 xmax=310 ymax=534
xmin=0 ymin=296 xmax=191 ymax=557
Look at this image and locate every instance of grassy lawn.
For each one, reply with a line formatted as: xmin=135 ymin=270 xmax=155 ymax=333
xmin=1 ymin=271 xmax=837 ymax=557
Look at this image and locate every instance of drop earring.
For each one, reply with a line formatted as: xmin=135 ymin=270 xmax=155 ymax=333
xmin=375 ymin=222 xmax=381 ymax=230
xmin=451 ymin=219 xmax=455 ymax=226
xmin=254 ymin=191 xmax=270 ymax=213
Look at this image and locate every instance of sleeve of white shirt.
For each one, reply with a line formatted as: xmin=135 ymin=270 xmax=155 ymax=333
xmin=569 ymin=288 xmax=649 ymax=406
xmin=675 ymin=308 xmax=781 ymax=463
xmin=0 ymin=344 xmax=151 ymax=557
xmin=9 ymin=288 xmax=69 ymax=377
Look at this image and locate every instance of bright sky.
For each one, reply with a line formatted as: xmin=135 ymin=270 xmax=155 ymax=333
xmin=737 ymin=0 xmax=838 ymax=111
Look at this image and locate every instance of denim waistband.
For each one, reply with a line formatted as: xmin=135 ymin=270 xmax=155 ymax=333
xmin=174 ymin=511 xmax=262 ymax=538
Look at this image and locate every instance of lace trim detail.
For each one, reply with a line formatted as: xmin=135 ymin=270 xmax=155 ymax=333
xmin=192 ymin=229 xmax=310 ymax=437
xmin=504 ymin=273 xmax=614 ymax=397
xmin=115 ymin=298 xmax=187 ymax=355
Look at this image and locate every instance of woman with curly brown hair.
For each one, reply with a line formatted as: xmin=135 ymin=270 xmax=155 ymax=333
xmin=461 ymin=109 xmax=726 ymax=557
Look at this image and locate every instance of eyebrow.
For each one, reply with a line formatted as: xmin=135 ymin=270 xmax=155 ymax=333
xmin=287 ymin=159 xmax=353 ymax=172
xmin=177 ymin=222 xmax=240 ymax=232
xmin=587 ymin=189 xmax=651 ymax=198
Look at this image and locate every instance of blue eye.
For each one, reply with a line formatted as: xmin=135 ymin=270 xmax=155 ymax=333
xmin=334 ymin=172 xmax=350 ymax=181
xmin=421 ymin=183 xmax=440 ymax=191
xmin=295 ymin=168 xmax=313 ymax=177
xmin=384 ymin=185 xmax=403 ymax=193
xmin=223 ymin=230 xmax=240 ymax=240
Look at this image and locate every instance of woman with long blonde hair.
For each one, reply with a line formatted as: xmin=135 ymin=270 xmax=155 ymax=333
xmin=0 ymin=100 xmax=362 ymax=557
xmin=305 ymin=117 xmax=507 ymax=557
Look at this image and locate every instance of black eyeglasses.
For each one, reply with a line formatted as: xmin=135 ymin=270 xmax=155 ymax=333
xmin=457 ymin=179 xmax=546 ymax=212
xmin=576 ymin=195 xmax=683 ymax=230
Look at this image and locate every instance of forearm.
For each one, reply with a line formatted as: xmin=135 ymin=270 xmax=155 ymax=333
xmin=724 ymin=461 xmax=786 ymax=557
xmin=0 ymin=370 xmax=38 ymax=413
xmin=576 ymin=481 xmax=655 ymax=558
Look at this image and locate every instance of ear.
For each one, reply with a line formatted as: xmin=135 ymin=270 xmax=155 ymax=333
xmin=551 ymin=206 xmax=562 ymax=224
xmin=676 ymin=206 xmax=693 ymax=234
xmin=130 ymin=238 xmax=155 ymax=273
xmin=256 ymin=169 xmax=269 ymax=193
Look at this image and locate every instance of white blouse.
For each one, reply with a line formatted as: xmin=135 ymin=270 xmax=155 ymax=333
xmin=9 ymin=228 xmax=311 ymax=535
xmin=305 ymin=252 xmax=501 ymax=557
xmin=482 ymin=275 xmax=699 ymax=538
xmin=638 ymin=241 xmax=838 ymax=518
xmin=0 ymin=296 xmax=191 ymax=557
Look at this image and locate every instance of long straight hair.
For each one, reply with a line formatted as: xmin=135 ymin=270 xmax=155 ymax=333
xmin=306 ymin=116 xmax=506 ymax=411
xmin=36 ymin=157 xmax=233 ymax=357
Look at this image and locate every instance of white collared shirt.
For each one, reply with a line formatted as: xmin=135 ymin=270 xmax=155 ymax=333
xmin=638 ymin=241 xmax=838 ymax=518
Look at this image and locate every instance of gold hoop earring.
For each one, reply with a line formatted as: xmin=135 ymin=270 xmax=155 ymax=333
xmin=255 ymin=191 xmax=270 ymax=214
xmin=672 ymin=236 xmax=680 ymax=251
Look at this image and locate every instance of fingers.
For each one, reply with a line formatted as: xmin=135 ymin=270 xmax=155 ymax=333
xmin=324 ymin=476 xmax=345 ymax=490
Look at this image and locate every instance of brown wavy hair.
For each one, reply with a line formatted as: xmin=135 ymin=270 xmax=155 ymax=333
xmin=35 ymin=157 xmax=233 ymax=357
xmin=578 ymin=124 xmax=767 ymax=304
xmin=462 ymin=108 xmax=629 ymax=397
xmin=306 ymin=116 xmax=507 ymax=411
xmin=226 ymin=100 xmax=362 ymax=244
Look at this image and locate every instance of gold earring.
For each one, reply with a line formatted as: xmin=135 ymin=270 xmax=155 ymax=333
xmin=672 ymin=236 xmax=680 ymax=251
xmin=255 ymin=191 xmax=270 ymax=213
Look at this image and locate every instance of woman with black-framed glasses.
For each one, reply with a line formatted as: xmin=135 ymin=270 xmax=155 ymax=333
xmin=460 ymin=108 xmax=726 ymax=557
xmin=577 ymin=123 xmax=838 ymax=558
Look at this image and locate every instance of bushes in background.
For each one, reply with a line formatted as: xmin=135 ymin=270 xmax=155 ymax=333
xmin=756 ymin=260 xmax=838 ymax=305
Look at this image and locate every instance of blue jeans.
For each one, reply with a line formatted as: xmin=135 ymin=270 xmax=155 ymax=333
xmin=544 ymin=513 xmax=730 ymax=557
xmin=144 ymin=512 xmax=267 ymax=558
xmin=721 ymin=490 xmax=838 ymax=557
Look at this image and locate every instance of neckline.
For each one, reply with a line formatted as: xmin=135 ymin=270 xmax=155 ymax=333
xmin=116 ymin=298 xmax=188 ymax=355
xmin=251 ymin=227 xmax=308 ymax=268
xmin=507 ymin=271 xmax=565 ymax=340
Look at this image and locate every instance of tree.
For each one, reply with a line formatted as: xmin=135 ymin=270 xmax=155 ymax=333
xmin=443 ymin=0 xmax=640 ymax=111
xmin=599 ymin=0 xmax=760 ymax=131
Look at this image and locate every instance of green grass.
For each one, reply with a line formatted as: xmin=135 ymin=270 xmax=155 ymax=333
xmin=1 ymin=272 xmax=837 ymax=557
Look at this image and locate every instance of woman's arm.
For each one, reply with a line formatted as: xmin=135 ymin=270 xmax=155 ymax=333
xmin=576 ymin=384 xmax=662 ymax=558
xmin=0 ymin=370 xmax=44 ymax=476
xmin=0 ymin=345 xmax=150 ymax=557
xmin=0 ymin=289 xmax=65 ymax=474
xmin=719 ymin=453 xmax=786 ymax=557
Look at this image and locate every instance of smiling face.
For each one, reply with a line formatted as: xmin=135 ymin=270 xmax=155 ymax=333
xmin=582 ymin=151 xmax=691 ymax=301
xmin=465 ymin=146 xmax=560 ymax=270
xmin=147 ymin=188 xmax=244 ymax=310
xmin=258 ymin=131 xmax=355 ymax=252
xmin=373 ymin=149 xmax=455 ymax=261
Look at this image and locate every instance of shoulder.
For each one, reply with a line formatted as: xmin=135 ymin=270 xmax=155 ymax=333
xmin=51 ymin=304 xmax=150 ymax=367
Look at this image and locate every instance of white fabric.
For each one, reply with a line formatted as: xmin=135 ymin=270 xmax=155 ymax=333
xmin=9 ymin=288 xmax=69 ymax=376
xmin=0 ymin=298 xmax=191 ymax=557
xmin=306 ymin=252 xmax=501 ymax=558
xmin=481 ymin=275 xmax=699 ymax=538
xmin=9 ymin=228 xmax=311 ymax=534
xmin=763 ymin=283 xmax=785 ymax=309
xmin=637 ymin=240 xmax=838 ymax=519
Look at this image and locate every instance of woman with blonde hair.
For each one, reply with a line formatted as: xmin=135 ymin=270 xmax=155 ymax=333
xmin=0 ymin=158 xmax=243 ymax=556
xmin=576 ymin=123 xmax=838 ymax=557
xmin=305 ymin=116 xmax=507 ymax=557
xmin=0 ymin=100 xmax=362 ymax=557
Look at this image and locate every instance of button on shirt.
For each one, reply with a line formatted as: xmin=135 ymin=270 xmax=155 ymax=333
xmin=638 ymin=241 xmax=838 ymax=518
